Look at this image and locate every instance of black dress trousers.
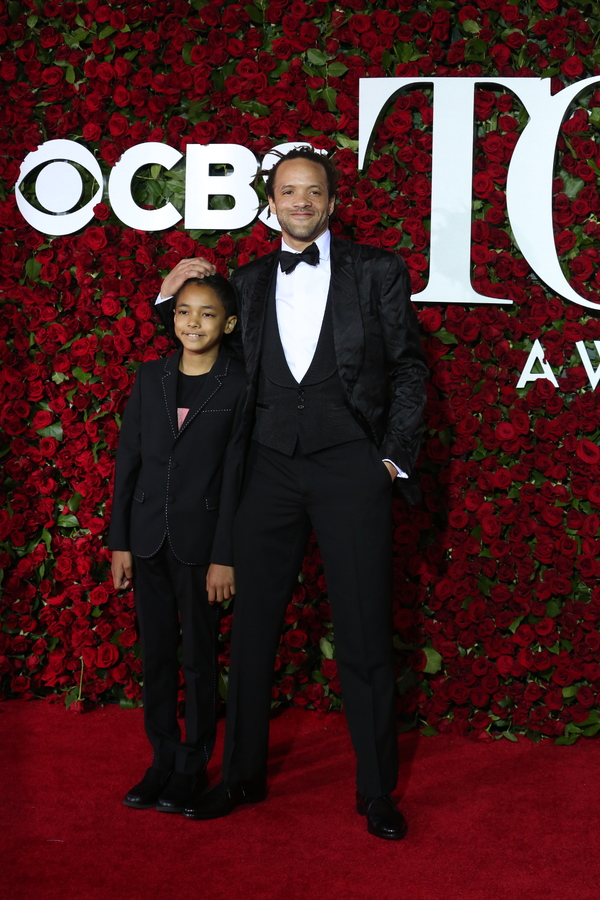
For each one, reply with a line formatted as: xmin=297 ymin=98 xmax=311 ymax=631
xmin=223 ymin=438 xmax=398 ymax=798
xmin=133 ymin=542 xmax=220 ymax=776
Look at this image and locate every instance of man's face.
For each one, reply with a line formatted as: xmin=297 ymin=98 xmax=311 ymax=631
xmin=268 ymin=158 xmax=335 ymax=250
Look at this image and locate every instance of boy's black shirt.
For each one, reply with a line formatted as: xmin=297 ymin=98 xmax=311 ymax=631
xmin=176 ymin=370 xmax=208 ymax=410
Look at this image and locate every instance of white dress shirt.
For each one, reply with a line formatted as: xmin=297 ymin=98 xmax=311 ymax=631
xmin=277 ymin=230 xmax=331 ymax=382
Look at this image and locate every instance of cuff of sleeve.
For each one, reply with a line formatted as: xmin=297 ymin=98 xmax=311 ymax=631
xmin=156 ymin=292 xmax=172 ymax=304
xmin=383 ymin=458 xmax=408 ymax=479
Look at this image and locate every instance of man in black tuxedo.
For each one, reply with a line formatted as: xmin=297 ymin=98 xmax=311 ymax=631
xmin=157 ymin=147 xmax=428 ymax=839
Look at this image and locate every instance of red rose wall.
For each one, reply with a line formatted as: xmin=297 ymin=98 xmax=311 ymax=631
xmin=2 ymin=0 xmax=600 ymax=744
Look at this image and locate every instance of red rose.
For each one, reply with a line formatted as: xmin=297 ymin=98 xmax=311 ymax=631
xmin=33 ymin=410 xmax=54 ymax=430
xmin=419 ymin=308 xmax=443 ymax=332
xmin=97 ymin=642 xmax=120 ymax=669
xmin=561 ymin=56 xmax=584 ymax=78
xmin=576 ymin=438 xmax=600 ymax=465
xmin=285 ymin=629 xmax=308 ymax=649
xmin=321 ymin=659 xmax=338 ymax=679
xmin=82 ymin=227 xmax=108 ymax=253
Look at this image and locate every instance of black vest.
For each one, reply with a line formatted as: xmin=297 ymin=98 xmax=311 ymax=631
xmin=252 ymin=284 xmax=366 ymax=455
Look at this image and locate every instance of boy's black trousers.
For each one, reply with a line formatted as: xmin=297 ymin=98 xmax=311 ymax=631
xmin=133 ymin=543 xmax=220 ymax=776
xmin=222 ymin=438 xmax=399 ymax=798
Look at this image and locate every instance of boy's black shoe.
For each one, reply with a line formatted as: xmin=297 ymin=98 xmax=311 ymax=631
xmin=183 ymin=778 xmax=267 ymax=820
xmin=156 ymin=771 xmax=210 ymax=814
xmin=123 ymin=766 xmax=173 ymax=809
xmin=356 ymin=792 xmax=408 ymax=841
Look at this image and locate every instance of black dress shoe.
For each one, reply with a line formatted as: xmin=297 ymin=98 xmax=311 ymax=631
xmin=156 ymin=771 xmax=210 ymax=814
xmin=123 ymin=767 xmax=172 ymax=809
xmin=183 ymin=778 xmax=267 ymax=820
xmin=356 ymin=792 xmax=408 ymax=841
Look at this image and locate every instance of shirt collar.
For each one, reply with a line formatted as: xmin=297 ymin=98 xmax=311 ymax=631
xmin=281 ymin=229 xmax=331 ymax=262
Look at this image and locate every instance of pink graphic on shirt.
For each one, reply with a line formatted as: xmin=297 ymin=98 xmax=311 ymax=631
xmin=177 ymin=407 xmax=189 ymax=430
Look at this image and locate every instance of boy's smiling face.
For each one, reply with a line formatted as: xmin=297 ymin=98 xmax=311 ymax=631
xmin=173 ymin=283 xmax=236 ymax=362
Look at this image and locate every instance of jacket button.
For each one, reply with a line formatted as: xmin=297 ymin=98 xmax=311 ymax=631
xmin=171 ymin=461 xmax=179 ymax=469
xmin=169 ymin=495 xmax=176 ymax=503
xmin=297 ymin=404 xmax=305 ymax=410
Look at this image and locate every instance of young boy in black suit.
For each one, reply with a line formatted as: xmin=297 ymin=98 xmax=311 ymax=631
xmin=109 ymin=273 xmax=246 ymax=815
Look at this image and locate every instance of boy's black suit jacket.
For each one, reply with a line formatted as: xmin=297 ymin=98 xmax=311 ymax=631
xmin=108 ymin=346 xmax=246 ymax=566
xmin=230 ymin=235 xmax=428 ymax=502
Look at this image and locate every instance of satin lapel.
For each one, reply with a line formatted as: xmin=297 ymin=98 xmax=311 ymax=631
xmin=161 ymin=349 xmax=182 ymax=440
xmin=243 ymin=252 xmax=279 ymax=385
xmin=329 ymin=237 xmax=365 ymax=390
xmin=176 ymin=349 xmax=231 ymax=439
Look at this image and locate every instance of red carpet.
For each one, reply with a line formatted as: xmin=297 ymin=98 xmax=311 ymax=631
xmin=2 ymin=701 xmax=600 ymax=900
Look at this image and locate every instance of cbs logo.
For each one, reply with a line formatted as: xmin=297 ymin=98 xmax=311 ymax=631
xmin=16 ymin=140 xmax=104 ymax=236
xmin=16 ymin=139 xmax=323 ymax=237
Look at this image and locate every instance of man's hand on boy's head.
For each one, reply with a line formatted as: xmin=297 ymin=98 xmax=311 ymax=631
xmin=160 ymin=257 xmax=217 ymax=299
xmin=111 ymin=550 xmax=133 ymax=591
xmin=206 ymin=563 xmax=235 ymax=605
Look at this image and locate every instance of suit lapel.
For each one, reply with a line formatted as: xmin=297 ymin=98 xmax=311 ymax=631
xmin=243 ymin=252 xmax=279 ymax=385
xmin=329 ymin=236 xmax=365 ymax=390
xmin=161 ymin=349 xmax=181 ymax=440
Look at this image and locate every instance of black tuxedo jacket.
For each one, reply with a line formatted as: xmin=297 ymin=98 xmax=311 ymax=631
xmin=108 ymin=347 xmax=246 ymax=565
xmin=230 ymin=235 xmax=428 ymax=499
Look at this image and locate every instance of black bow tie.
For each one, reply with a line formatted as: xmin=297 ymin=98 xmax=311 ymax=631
xmin=279 ymin=243 xmax=320 ymax=274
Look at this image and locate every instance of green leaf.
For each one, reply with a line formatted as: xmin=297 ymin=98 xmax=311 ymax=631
xmin=336 ymin=133 xmax=359 ymax=151
xmin=590 ymin=107 xmax=600 ymax=128
xmin=51 ymin=372 xmax=68 ymax=384
xmin=98 ymin=24 xmax=115 ymax=40
xmin=420 ymin=723 xmax=438 ymax=736
xmin=322 ymin=86 xmax=337 ymax=113
xmin=563 ymin=174 xmax=584 ymax=200
xmin=25 ymin=258 xmax=42 ymax=281
xmin=188 ymin=99 xmax=209 ymax=123
xmin=119 ymin=697 xmax=142 ymax=709
xmin=63 ymin=27 xmax=89 ymax=47
xmin=582 ymin=723 xmax=600 ymax=737
xmin=578 ymin=710 xmax=600 ymax=726
xmin=182 ymin=42 xmax=193 ymax=66
xmin=319 ymin=637 xmax=334 ymax=659
xmin=57 ymin=514 xmax=79 ymax=528
xmin=562 ymin=685 xmax=577 ymax=699
xmin=307 ymin=48 xmax=327 ymax=66
xmin=501 ymin=731 xmax=518 ymax=742
xmin=423 ymin=646 xmax=442 ymax=674
xmin=36 ymin=422 xmax=63 ymax=440
xmin=435 ymin=329 xmax=458 ymax=345
xmin=68 ymin=492 xmax=82 ymax=514
xmin=248 ymin=100 xmax=271 ymax=116
xmin=244 ymin=3 xmax=264 ymax=23
xmin=328 ymin=62 xmax=348 ymax=77
xmin=64 ymin=687 xmax=79 ymax=709
xmin=555 ymin=734 xmax=580 ymax=746
xmin=462 ymin=20 xmax=481 ymax=34
xmin=508 ymin=615 xmax=523 ymax=634
xmin=65 ymin=65 xmax=75 ymax=84
xmin=72 ymin=366 xmax=92 ymax=383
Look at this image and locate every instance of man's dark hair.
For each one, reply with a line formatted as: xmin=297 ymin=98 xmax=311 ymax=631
xmin=263 ymin=147 xmax=339 ymax=201
xmin=173 ymin=273 xmax=237 ymax=318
